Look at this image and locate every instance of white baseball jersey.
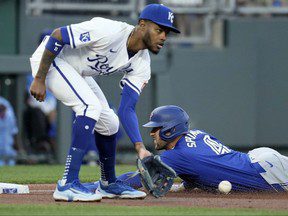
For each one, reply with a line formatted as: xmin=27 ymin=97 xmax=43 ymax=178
xmin=31 ymin=17 xmax=151 ymax=95
xmin=30 ymin=18 xmax=152 ymax=136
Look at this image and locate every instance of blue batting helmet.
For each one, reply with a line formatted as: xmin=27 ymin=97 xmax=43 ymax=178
xmin=143 ymin=105 xmax=189 ymax=141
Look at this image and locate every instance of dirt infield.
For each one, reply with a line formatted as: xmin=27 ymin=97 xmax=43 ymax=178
xmin=1 ymin=184 xmax=288 ymax=209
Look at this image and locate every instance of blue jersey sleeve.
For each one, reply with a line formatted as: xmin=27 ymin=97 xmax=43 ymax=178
xmin=118 ymin=84 xmax=143 ymax=144
xmin=116 ymin=171 xmax=142 ymax=189
xmin=161 ymin=150 xmax=199 ymax=189
xmin=160 ymin=150 xmax=184 ymax=175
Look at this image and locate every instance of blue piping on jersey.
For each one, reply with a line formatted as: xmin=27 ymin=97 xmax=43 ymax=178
xmin=122 ymin=78 xmax=140 ymax=95
xmin=68 ymin=25 xmax=76 ymax=49
xmin=52 ymin=61 xmax=88 ymax=115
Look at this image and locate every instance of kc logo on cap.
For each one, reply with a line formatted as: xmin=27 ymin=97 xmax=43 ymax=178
xmin=168 ymin=12 xmax=174 ymax=23
xmin=139 ymin=4 xmax=181 ymax=34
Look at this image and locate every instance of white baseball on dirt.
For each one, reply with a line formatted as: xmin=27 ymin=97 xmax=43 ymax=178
xmin=218 ymin=180 xmax=232 ymax=194
xmin=170 ymin=183 xmax=185 ymax=192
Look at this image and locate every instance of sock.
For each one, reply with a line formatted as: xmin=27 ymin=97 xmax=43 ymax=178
xmin=62 ymin=116 xmax=96 ymax=184
xmin=94 ymin=132 xmax=117 ymax=184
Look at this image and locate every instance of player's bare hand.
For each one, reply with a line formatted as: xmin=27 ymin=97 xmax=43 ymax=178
xmin=138 ymin=148 xmax=152 ymax=159
xmin=30 ymin=77 xmax=46 ymax=102
xmin=135 ymin=143 xmax=152 ymax=159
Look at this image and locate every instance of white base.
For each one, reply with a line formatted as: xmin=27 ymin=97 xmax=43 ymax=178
xmin=0 ymin=183 xmax=29 ymax=194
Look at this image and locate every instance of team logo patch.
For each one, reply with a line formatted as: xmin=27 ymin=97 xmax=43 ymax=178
xmin=80 ymin=32 xmax=91 ymax=42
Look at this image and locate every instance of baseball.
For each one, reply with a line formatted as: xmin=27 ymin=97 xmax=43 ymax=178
xmin=218 ymin=180 xmax=232 ymax=194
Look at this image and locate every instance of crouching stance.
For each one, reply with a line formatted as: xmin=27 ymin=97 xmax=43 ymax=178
xmin=29 ymin=4 xmax=180 ymax=202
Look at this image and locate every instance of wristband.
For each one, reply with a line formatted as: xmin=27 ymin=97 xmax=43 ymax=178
xmin=45 ymin=36 xmax=64 ymax=55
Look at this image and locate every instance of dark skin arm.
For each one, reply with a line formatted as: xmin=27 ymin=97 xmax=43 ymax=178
xmin=30 ymin=28 xmax=62 ymax=102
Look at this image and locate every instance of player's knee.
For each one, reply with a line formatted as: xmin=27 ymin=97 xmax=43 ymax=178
xmin=97 ymin=112 xmax=119 ymax=136
xmin=107 ymin=112 xmax=119 ymax=135
xmin=82 ymin=104 xmax=103 ymax=121
xmin=94 ymin=109 xmax=119 ymax=136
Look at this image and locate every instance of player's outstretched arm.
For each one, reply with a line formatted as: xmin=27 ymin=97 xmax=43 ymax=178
xmin=30 ymin=28 xmax=63 ymax=102
xmin=118 ymin=84 xmax=151 ymax=159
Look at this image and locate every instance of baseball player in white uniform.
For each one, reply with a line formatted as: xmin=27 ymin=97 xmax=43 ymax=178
xmin=29 ymin=4 xmax=180 ymax=202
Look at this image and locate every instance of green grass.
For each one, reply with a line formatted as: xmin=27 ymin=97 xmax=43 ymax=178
xmin=0 ymin=205 xmax=287 ymax=216
xmin=0 ymin=165 xmax=288 ymax=216
xmin=0 ymin=164 xmax=136 ymax=184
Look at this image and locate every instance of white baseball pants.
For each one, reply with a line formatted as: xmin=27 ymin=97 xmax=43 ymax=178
xmin=30 ymin=57 xmax=119 ymax=136
xmin=248 ymin=147 xmax=288 ymax=191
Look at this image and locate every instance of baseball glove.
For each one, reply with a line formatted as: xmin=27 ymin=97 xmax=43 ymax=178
xmin=137 ymin=155 xmax=177 ymax=198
